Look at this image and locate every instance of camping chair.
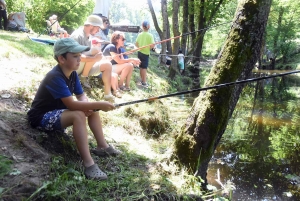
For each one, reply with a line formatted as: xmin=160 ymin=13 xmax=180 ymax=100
xmin=7 ymin=12 xmax=29 ymax=32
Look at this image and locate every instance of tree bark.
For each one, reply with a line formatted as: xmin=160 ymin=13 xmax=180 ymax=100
xmin=188 ymin=0 xmax=196 ymax=53
xmin=181 ymin=0 xmax=189 ymax=55
xmin=161 ymin=0 xmax=169 ymax=64
xmin=173 ymin=0 xmax=272 ymax=185
xmin=169 ymin=0 xmax=181 ymax=78
xmin=147 ymin=0 xmax=163 ymax=40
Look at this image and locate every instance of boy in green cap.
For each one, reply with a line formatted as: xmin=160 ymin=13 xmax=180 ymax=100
xmin=27 ymin=38 xmax=121 ymax=180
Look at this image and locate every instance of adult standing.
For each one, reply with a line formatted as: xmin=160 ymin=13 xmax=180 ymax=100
xmin=0 ymin=0 xmax=7 ymax=30
xmin=70 ymin=15 xmax=115 ymax=102
xmin=135 ymin=20 xmax=155 ymax=88
xmin=93 ymin=0 xmax=111 ymax=35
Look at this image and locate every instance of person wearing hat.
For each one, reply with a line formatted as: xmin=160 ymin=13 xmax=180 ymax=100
xmin=70 ymin=15 xmax=115 ymax=102
xmin=27 ymin=38 xmax=121 ymax=180
xmin=49 ymin=14 xmax=69 ymax=38
xmin=93 ymin=0 xmax=111 ymax=36
xmin=135 ymin=20 xmax=155 ymax=88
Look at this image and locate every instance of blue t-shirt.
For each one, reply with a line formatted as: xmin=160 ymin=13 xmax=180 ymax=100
xmin=120 ymin=47 xmax=128 ymax=59
xmin=102 ymin=43 xmax=121 ymax=65
xmin=27 ymin=65 xmax=83 ymax=127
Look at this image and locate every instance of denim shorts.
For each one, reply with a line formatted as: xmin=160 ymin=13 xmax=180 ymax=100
xmin=37 ymin=109 xmax=65 ymax=132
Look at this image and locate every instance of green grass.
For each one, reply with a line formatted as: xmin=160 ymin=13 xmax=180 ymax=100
xmin=0 ymin=155 xmax=13 ymax=179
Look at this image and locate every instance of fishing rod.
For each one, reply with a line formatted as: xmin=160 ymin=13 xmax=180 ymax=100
xmin=121 ymin=21 xmax=232 ymax=57
xmin=152 ymin=53 xmax=203 ymax=59
xmin=94 ymin=70 xmax=300 ymax=109
xmin=37 ymin=0 xmax=82 ymax=38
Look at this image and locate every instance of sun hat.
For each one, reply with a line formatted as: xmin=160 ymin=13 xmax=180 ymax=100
xmin=54 ymin=38 xmax=90 ymax=56
xmin=84 ymin=15 xmax=104 ymax=29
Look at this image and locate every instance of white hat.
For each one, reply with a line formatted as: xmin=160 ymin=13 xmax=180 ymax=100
xmin=84 ymin=15 xmax=104 ymax=29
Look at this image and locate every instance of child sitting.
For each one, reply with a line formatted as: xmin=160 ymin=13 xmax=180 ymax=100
xmin=27 ymin=38 xmax=121 ymax=180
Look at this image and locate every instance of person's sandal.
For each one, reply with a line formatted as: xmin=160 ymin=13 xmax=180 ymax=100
xmin=119 ymin=86 xmax=130 ymax=91
xmin=113 ymin=90 xmax=122 ymax=98
xmin=84 ymin=164 xmax=107 ymax=180
xmin=91 ymin=145 xmax=122 ymax=157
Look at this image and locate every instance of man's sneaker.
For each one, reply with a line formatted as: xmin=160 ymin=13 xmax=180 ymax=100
xmin=80 ymin=76 xmax=91 ymax=89
xmin=104 ymin=94 xmax=115 ymax=102
xmin=141 ymin=82 xmax=149 ymax=88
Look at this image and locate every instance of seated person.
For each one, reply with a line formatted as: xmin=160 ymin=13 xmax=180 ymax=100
xmin=103 ymin=31 xmax=140 ymax=91
xmin=83 ymin=37 xmax=122 ymax=98
xmin=70 ymin=15 xmax=115 ymax=102
xmin=93 ymin=17 xmax=110 ymax=51
xmin=27 ymin=38 xmax=121 ymax=180
xmin=49 ymin=15 xmax=68 ymax=38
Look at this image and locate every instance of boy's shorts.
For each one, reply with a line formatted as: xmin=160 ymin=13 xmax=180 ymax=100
xmin=178 ymin=62 xmax=184 ymax=70
xmin=37 ymin=109 xmax=65 ymax=132
xmin=138 ymin=52 xmax=149 ymax=69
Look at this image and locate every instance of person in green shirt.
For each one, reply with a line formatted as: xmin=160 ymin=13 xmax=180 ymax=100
xmin=135 ymin=20 xmax=155 ymax=88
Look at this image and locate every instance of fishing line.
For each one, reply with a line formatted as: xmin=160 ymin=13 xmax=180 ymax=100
xmin=93 ymin=70 xmax=300 ymax=110
xmin=120 ymin=21 xmax=232 ymax=57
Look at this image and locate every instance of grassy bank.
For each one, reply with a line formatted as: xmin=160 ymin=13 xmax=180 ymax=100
xmin=0 ymin=31 xmax=229 ymax=201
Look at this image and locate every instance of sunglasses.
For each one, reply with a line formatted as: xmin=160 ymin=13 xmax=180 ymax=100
xmin=122 ymin=38 xmax=126 ymax=41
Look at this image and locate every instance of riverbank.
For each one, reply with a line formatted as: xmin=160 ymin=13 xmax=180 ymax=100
xmin=0 ymin=31 xmax=228 ymax=200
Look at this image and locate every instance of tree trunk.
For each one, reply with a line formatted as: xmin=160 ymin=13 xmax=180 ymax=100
xmin=161 ymin=0 xmax=169 ymax=64
xmin=273 ymin=6 xmax=284 ymax=58
xmin=169 ymin=0 xmax=181 ymax=78
xmin=173 ymin=0 xmax=272 ymax=185
xmin=147 ymin=0 xmax=163 ymax=41
xmin=181 ymin=0 xmax=189 ymax=55
xmin=188 ymin=0 xmax=195 ymax=54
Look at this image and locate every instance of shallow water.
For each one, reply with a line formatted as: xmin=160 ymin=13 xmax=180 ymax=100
xmin=206 ymin=73 xmax=300 ymax=200
xmin=172 ymin=71 xmax=300 ymax=200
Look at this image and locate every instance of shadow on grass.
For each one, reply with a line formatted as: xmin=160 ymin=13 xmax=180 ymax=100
xmin=29 ymin=145 xmax=204 ymax=201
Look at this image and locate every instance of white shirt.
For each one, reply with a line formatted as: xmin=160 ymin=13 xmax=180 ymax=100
xmin=178 ymin=53 xmax=184 ymax=63
xmin=93 ymin=0 xmax=111 ymax=17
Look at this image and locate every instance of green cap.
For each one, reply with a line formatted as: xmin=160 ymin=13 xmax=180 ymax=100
xmin=54 ymin=38 xmax=90 ymax=56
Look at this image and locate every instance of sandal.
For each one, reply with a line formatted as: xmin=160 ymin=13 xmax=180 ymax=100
xmin=91 ymin=145 xmax=122 ymax=157
xmin=119 ymin=86 xmax=130 ymax=91
xmin=113 ymin=90 xmax=122 ymax=98
xmin=84 ymin=164 xmax=107 ymax=180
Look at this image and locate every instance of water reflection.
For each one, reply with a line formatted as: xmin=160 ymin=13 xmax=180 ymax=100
xmin=207 ymin=72 xmax=300 ymax=200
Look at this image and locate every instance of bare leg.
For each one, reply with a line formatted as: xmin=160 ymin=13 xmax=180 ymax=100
xmin=114 ymin=63 xmax=134 ymax=87
xmin=82 ymin=62 xmax=94 ymax=77
xmin=111 ymin=72 xmax=118 ymax=92
xmin=60 ymin=110 xmax=94 ymax=168
xmin=140 ymin=68 xmax=147 ymax=83
xmin=87 ymin=112 xmax=109 ymax=149
xmin=99 ymin=60 xmax=112 ymax=95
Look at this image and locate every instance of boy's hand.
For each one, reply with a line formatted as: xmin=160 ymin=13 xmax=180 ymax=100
xmin=84 ymin=110 xmax=94 ymax=117
xmin=99 ymin=101 xmax=115 ymax=112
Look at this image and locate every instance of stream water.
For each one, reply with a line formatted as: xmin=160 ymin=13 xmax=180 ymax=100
xmin=173 ymin=71 xmax=300 ymax=200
